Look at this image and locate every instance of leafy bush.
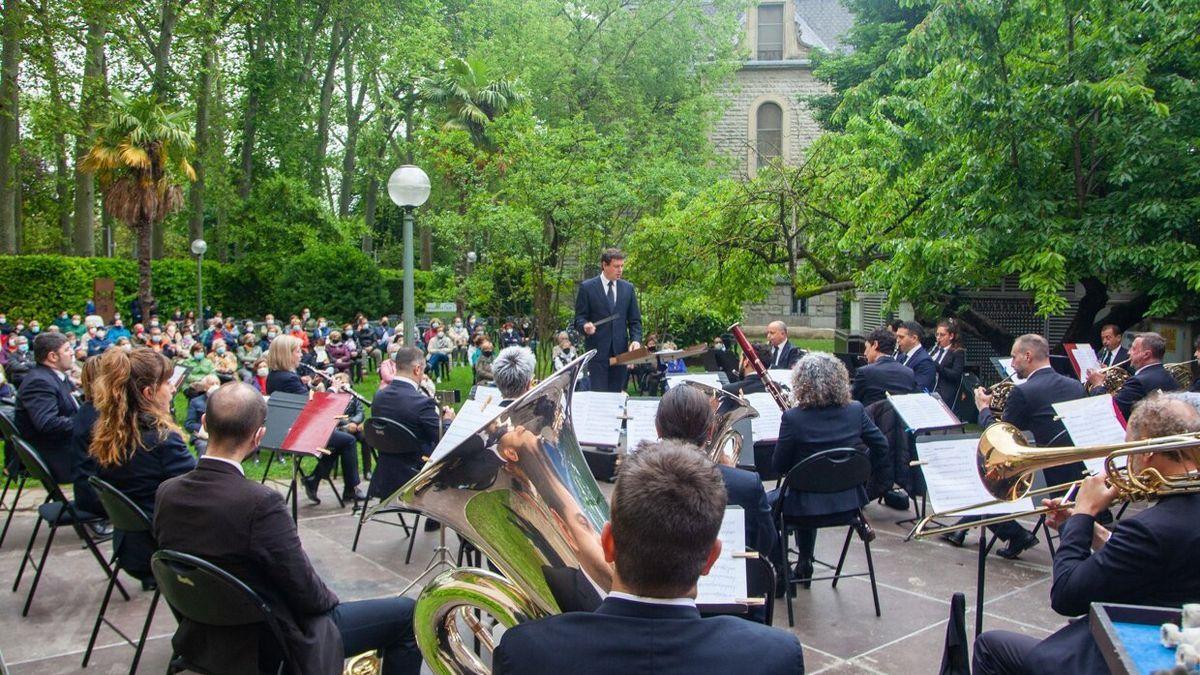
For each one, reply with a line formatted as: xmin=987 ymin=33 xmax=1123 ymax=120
xmin=273 ymin=245 xmax=387 ymax=319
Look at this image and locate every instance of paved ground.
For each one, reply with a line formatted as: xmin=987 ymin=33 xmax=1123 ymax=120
xmin=0 ymin=465 xmax=1083 ymax=674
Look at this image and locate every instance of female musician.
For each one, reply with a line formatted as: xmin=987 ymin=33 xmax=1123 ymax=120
xmin=90 ymin=347 xmax=196 ymax=586
xmin=931 ymin=318 xmax=966 ymax=408
xmin=68 ymin=356 xmax=103 ymax=515
xmin=770 ymin=353 xmax=888 ymax=586
xmin=265 ymin=335 xmax=365 ymax=503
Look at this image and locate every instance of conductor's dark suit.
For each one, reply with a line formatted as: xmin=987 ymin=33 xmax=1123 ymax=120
xmin=974 ymin=493 xmax=1200 ymax=675
xmin=14 ymin=364 xmax=78 ymax=482
xmin=851 ymin=355 xmax=916 ymax=406
xmin=930 ymin=346 xmax=965 ymax=408
xmin=493 ymin=595 xmax=805 ymax=674
xmin=573 ymin=275 xmax=642 ymax=393
xmin=1090 ymin=362 xmax=1179 ymax=420
xmin=370 ymin=378 xmax=444 ymax=493
xmin=899 ymin=346 xmax=937 ymax=393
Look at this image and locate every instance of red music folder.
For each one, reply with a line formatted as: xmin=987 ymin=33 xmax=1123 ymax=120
xmin=280 ymin=392 xmax=351 ymax=456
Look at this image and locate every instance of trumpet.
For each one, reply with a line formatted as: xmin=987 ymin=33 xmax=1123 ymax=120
xmin=912 ymin=421 xmax=1200 ymax=538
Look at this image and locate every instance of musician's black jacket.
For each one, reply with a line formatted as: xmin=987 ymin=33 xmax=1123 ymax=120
xmin=900 ymin=346 xmax=937 ymax=393
xmin=1021 ymin=492 xmax=1200 ymax=673
xmin=979 ymin=366 xmax=1083 ymax=448
xmin=369 ymin=378 xmax=444 ymax=493
xmin=1090 ymin=362 xmax=1180 ymax=420
xmin=14 ymin=364 xmax=78 ymax=481
xmin=765 ymin=341 xmax=802 ymax=370
xmin=721 ymin=373 xmax=765 ymax=396
xmin=931 ymin=347 xmax=965 ymax=408
xmin=718 ymin=464 xmax=778 ymax=560
xmin=265 ymin=368 xmax=307 ymax=396
xmin=493 ymin=596 xmax=804 ymax=674
xmin=851 ymin=355 xmax=916 ymax=407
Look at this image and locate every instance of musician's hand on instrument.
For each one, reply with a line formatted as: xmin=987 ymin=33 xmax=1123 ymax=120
xmin=583 ymin=322 xmax=595 ymax=335
xmin=442 ymin=407 xmax=456 ymax=421
xmin=1074 ymin=474 xmax=1118 ymax=517
xmin=629 ymin=341 xmax=640 ymax=351
xmin=973 ymin=386 xmax=992 ymax=411
xmin=1040 ymin=497 xmax=1073 ymax=531
xmin=1086 ymin=369 xmax=1104 ymax=387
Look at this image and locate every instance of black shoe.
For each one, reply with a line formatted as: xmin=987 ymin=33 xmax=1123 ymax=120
xmin=86 ymin=520 xmax=113 ymax=539
xmin=791 ymin=562 xmax=814 ymax=589
xmin=940 ymin=529 xmax=967 ymax=547
xmin=882 ymin=489 xmax=910 ymax=511
xmin=302 ymin=477 xmax=321 ymax=505
xmin=854 ymin=519 xmax=876 ymax=544
xmin=996 ymin=535 xmax=1038 ymax=560
xmin=423 ymin=519 xmax=441 ymax=532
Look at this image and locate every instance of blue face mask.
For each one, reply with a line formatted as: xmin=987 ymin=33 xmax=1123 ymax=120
xmin=17 ymin=343 xmax=28 ymax=353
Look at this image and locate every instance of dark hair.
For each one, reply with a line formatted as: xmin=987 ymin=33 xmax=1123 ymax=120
xmin=205 ymin=382 xmax=267 ymax=447
xmin=655 ymin=385 xmax=713 ymax=447
xmin=865 ymin=327 xmax=896 ymax=354
xmin=600 ymin=248 xmax=625 ymax=265
xmin=394 ymin=346 xmax=425 ymax=371
xmin=899 ymin=320 xmax=924 ymax=340
xmin=1136 ymin=332 xmax=1167 ymax=360
xmin=937 ymin=318 xmax=963 ymax=349
xmin=888 ymin=319 xmax=905 ymax=332
xmin=611 ymin=442 xmax=726 ymax=596
xmin=33 ymin=332 xmax=70 ymax=364
xmin=1101 ymin=324 xmax=1121 ymax=338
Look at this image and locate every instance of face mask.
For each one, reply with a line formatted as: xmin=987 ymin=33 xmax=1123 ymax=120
xmin=437 ymin=332 xmax=444 ymax=338
xmin=152 ymin=335 xmax=162 ymax=343
xmin=121 ymin=344 xmax=132 ymax=352
xmin=193 ymin=352 xmax=204 ymax=360
xmin=257 ymin=367 xmax=269 ymax=377
xmin=113 ymin=322 xmax=122 ymax=328
xmin=216 ymin=347 xmax=226 ymax=355
xmin=715 ymin=344 xmax=725 ymax=351
xmin=15 ymin=324 xmax=23 ymax=332
xmin=72 ymin=320 xmax=80 ymax=326
xmin=318 ymin=321 xmax=326 ymax=328
xmin=151 ymin=321 xmax=159 ymax=328
xmin=0 ymin=317 xmax=6 ymax=323
xmin=291 ymin=323 xmax=300 ymax=329
xmin=96 ymin=331 xmax=106 ymax=339
xmin=267 ymin=332 xmax=278 ymax=339
xmin=483 ymin=350 xmax=494 ymax=357
xmin=17 ymin=343 xmax=28 ymax=353
xmin=455 ymin=321 xmax=462 ymax=326
xmin=30 ymin=326 xmax=39 ymax=333
xmin=302 ymin=313 xmax=310 ymax=319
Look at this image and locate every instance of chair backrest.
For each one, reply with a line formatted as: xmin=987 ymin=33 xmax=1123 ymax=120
xmin=0 ymin=406 xmax=18 ymax=441
xmin=363 ymin=417 xmax=423 ymax=456
xmin=12 ymin=438 xmax=66 ymax=500
xmin=88 ymin=476 xmax=152 ymax=534
xmin=781 ymin=447 xmax=871 ymax=495
xmin=152 ymin=550 xmax=291 ymax=665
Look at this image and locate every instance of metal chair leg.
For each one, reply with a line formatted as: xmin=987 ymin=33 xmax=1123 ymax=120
xmin=0 ymin=475 xmax=26 ymax=549
xmin=23 ymin=520 xmax=60 ymax=616
xmin=130 ymin=588 xmax=161 ymax=674
xmin=404 ymin=514 xmax=422 ymax=565
xmin=831 ymin=527 xmax=854 ymax=588
xmin=13 ymin=509 xmax=44 ymax=592
xmin=352 ymin=497 xmax=371 ymax=552
xmin=864 ymin=539 xmax=881 ymax=617
xmin=83 ymin=557 xmax=121 ymax=667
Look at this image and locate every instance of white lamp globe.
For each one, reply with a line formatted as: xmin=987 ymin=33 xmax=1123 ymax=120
xmin=387 ymin=165 xmax=431 ymax=207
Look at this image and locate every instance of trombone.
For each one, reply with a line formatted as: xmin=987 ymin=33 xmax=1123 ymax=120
xmin=912 ymin=422 xmax=1200 ymax=539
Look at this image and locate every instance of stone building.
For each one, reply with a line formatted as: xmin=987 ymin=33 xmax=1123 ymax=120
xmin=715 ymin=0 xmax=854 ymax=334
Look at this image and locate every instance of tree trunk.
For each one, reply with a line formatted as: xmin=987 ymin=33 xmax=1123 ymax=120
xmin=137 ymin=220 xmax=155 ymax=312
xmin=313 ymin=19 xmax=346 ymax=203
xmin=362 ymin=177 xmax=376 ymax=253
xmin=238 ymin=26 xmax=265 ymax=201
xmin=73 ymin=6 xmax=105 ymax=256
xmin=189 ymin=3 xmax=215 ymax=245
xmin=149 ymin=0 xmax=181 ymax=259
xmin=339 ymin=46 xmax=365 ymax=218
xmin=0 ymin=0 xmax=20 ymax=255
xmin=41 ymin=36 xmax=72 ymax=253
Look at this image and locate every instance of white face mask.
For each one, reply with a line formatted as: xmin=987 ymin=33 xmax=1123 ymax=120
xmin=256 ymin=367 xmax=269 ymax=377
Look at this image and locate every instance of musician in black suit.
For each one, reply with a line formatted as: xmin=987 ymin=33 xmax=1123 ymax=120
xmin=89 ymin=347 xmax=196 ymax=582
xmin=770 ymin=353 xmax=888 ymax=581
xmin=721 ymin=342 xmax=771 ymax=396
xmin=895 ymin=321 xmax=937 ymax=393
xmin=573 ymin=248 xmax=642 ymax=393
xmin=493 ymin=443 xmax=804 ymax=674
xmin=14 ymin=332 xmax=79 ymax=483
xmin=1087 ymin=331 xmax=1179 ymax=419
xmin=930 ymin=318 xmax=966 ymax=408
xmin=963 ymin=334 xmax=1086 ymax=557
xmin=764 ymin=321 xmax=802 ymax=370
xmin=851 ymin=328 xmax=916 ymax=406
xmin=154 ymin=382 xmax=421 ymax=675
xmin=973 ymin=395 xmax=1200 ymax=675
xmin=1095 ymin=323 xmax=1131 ymax=370
xmin=264 ymin=335 xmax=364 ymax=504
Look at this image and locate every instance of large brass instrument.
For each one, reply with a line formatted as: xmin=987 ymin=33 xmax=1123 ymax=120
xmin=1166 ymin=359 xmax=1199 ymax=390
xmin=912 ymin=421 xmax=1200 ymax=538
xmin=677 ymin=380 xmax=759 ymax=466
xmin=369 ymin=353 xmax=610 ymax=674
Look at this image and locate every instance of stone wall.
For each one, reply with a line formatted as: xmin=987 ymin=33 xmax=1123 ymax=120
xmin=742 ymin=281 xmax=838 ymax=333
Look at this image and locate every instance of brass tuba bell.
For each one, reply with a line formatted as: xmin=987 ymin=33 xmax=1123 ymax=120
xmin=676 ymin=380 xmax=758 ymax=466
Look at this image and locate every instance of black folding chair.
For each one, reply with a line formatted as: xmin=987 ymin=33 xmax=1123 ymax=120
xmin=10 ymin=437 xmax=123 ymax=616
xmin=352 ymin=417 xmax=426 ymax=563
xmin=775 ymin=448 xmax=882 ymax=626
xmin=0 ymin=408 xmax=29 ymax=549
xmin=152 ymin=550 xmax=292 ymax=675
xmin=82 ymin=477 xmax=161 ymax=673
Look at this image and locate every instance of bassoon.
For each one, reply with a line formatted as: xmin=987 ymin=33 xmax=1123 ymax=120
xmin=728 ymin=323 xmax=790 ymax=411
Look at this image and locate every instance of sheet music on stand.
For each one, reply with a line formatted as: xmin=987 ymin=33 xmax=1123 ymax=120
xmin=1052 ymin=394 xmax=1128 ymax=475
xmin=665 ymin=372 xmax=723 ymax=389
xmin=767 ymin=369 xmax=794 ymax=388
xmin=744 ymin=393 xmax=782 ymax=443
xmin=887 ymin=392 xmax=962 ymax=432
xmin=1064 ymin=343 xmax=1101 ymax=383
xmin=918 ymin=436 xmax=1034 ymax=516
xmin=428 ymin=394 xmax=502 ymax=463
xmin=696 ymin=506 xmax=753 ymax=608
xmin=623 ymin=398 xmax=660 ymax=453
xmin=990 ymin=357 xmax=1028 ymax=385
xmin=571 ymin=391 xmax=627 ymax=447
xmin=469 ymin=385 xmax=501 ymax=402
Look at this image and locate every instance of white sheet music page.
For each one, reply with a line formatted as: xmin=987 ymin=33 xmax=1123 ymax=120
xmin=744 ymin=393 xmax=783 ymax=443
xmin=993 ymin=358 xmax=1028 ymax=385
xmin=470 ymin=385 xmax=501 ymax=401
xmin=887 ymin=392 xmax=961 ymax=431
xmin=920 ymin=437 xmax=1034 ymax=516
xmin=571 ymin=391 xmax=627 ymax=447
xmin=1068 ymin=344 xmax=1101 ymax=383
xmin=767 ymin=369 xmax=794 ymax=389
xmin=696 ymin=506 xmax=748 ymax=605
xmin=1052 ymin=394 xmax=1128 ymax=475
xmin=623 ymin=399 xmax=660 ymax=453
xmin=428 ymin=396 xmax=498 ymax=463
xmin=665 ymin=373 xmax=723 ymax=389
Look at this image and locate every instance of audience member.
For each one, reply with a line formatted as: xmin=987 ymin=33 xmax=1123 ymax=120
xmin=235 ymin=333 xmax=262 ymax=381
xmin=14 ymin=333 xmax=80 ymax=484
xmin=185 ymin=374 xmax=221 ymax=456
xmin=209 ymin=338 xmax=238 ymax=382
xmin=474 ymin=339 xmax=496 ymax=385
xmin=4 ymin=335 xmax=34 ymax=387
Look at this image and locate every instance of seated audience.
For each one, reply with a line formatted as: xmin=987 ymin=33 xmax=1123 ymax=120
xmin=209 ymin=338 xmax=238 ymax=382
xmin=493 ymin=443 xmax=805 ymax=674
xmin=4 ymin=335 xmax=34 ymax=387
xmin=183 ymin=342 xmax=215 ymax=387
xmin=474 ymin=339 xmax=496 ymax=385
xmin=235 ymin=334 xmax=262 ymax=381
xmin=499 ymin=321 xmax=523 ymax=348
xmin=326 ymin=332 xmax=354 ymax=376
xmin=551 ymin=332 xmax=577 ymax=371
xmin=249 ymin=357 xmax=269 ymax=394
xmin=378 ymin=340 xmax=402 ymax=389
xmin=185 ymin=374 xmax=221 ymax=457
xmin=425 ymin=326 xmax=454 ymax=382
xmin=153 ymin=382 xmax=421 ymax=674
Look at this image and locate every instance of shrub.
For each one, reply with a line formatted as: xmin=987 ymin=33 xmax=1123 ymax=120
xmin=272 ymin=245 xmax=387 ymax=319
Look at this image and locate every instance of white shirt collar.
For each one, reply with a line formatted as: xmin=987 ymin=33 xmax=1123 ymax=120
xmin=1025 ymin=364 xmax=1053 ymax=378
xmin=904 ymin=344 xmax=921 ymax=358
xmin=395 ymin=375 xmax=420 ymax=391
xmin=599 ymin=274 xmax=616 ymax=287
xmin=1135 ymin=362 xmax=1161 ymax=376
xmin=50 ymin=368 xmax=67 ymax=381
xmin=201 ymin=455 xmax=245 ymax=476
xmin=607 ymin=591 xmax=696 ymax=607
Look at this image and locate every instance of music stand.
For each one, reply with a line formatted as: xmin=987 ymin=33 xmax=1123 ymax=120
xmin=261 ymin=392 xmax=349 ymax=522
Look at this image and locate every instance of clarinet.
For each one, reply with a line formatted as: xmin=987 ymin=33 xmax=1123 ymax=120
xmin=728 ymin=323 xmax=790 ymax=411
xmin=298 ymin=363 xmax=372 ymax=407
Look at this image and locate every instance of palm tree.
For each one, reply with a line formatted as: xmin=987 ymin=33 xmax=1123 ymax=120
xmin=419 ymin=56 xmax=523 ymax=149
xmin=82 ymin=92 xmax=195 ymax=315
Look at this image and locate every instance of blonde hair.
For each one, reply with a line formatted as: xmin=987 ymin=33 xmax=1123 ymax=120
xmin=266 ymin=334 xmax=302 ymax=371
xmin=90 ymin=348 xmax=182 ymax=468
xmin=79 ymin=356 xmax=103 ymax=401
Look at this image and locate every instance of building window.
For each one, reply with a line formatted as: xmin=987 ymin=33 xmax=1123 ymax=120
xmin=794 ymin=296 xmax=809 ymax=315
xmin=756 ymin=102 xmax=783 ymax=168
xmin=757 ymin=4 xmax=784 ymax=60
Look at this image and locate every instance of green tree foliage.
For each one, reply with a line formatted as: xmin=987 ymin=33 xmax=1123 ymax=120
xmin=273 ymin=244 xmax=386 ymax=318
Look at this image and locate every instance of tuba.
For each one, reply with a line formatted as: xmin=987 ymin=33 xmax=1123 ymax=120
xmin=370 ymin=353 xmax=610 ymax=674
xmin=677 ymin=380 xmax=759 ymax=466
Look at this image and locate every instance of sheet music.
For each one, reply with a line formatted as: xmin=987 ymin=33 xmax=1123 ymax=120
xmin=665 ymin=373 xmax=723 ymax=389
xmin=887 ymin=392 xmax=961 ymax=431
xmin=1052 ymin=394 xmax=1128 ymax=475
xmin=571 ymin=391 xmax=627 ymax=447
xmin=993 ymin=358 xmax=1028 ymax=385
xmin=767 ymin=369 xmax=794 ymax=391
xmin=470 ymin=385 xmax=501 ymax=401
xmin=1067 ymin=344 xmax=1101 ymax=383
xmin=696 ymin=506 xmax=749 ymax=604
xmin=429 ymin=396 xmax=501 ymax=462
xmin=623 ymin=399 xmax=660 ymax=453
xmin=919 ymin=437 xmax=1034 ymax=516
xmin=744 ymin=393 xmax=783 ymax=443
xmin=169 ymin=365 xmax=188 ymax=389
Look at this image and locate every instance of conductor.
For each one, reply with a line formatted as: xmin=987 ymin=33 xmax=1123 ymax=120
xmin=574 ymin=248 xmax=642 ymax=393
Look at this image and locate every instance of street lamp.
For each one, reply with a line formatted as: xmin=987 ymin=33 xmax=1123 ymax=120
xmin=387 ymin=165 xmax=431 ymax=347
xmin=190 ymin=239 xmax=207 ymax=324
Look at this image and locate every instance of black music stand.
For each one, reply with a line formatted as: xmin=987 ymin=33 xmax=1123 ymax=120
xmin=260 ymin=392 xmax=347 ymax=522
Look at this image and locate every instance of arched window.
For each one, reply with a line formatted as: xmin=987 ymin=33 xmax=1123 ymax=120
xmin=756 ymin=102 xmax=783 ymax=168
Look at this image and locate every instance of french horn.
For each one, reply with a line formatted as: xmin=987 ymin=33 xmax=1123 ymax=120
xmin=676 ymin=380 xmax=759 ymax=466
xmin=1166 ymin=359 xmax=1198 ymax=391
xmin=369 ymin=352 xmax=610 ymax=674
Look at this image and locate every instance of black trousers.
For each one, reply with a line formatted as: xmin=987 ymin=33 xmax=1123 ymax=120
xmin=587 ymin=358 xmax=629 ymax=393
xmin=972 ymin=630 xmax=1038 ymax=675
xmin=309 ymin=430 xmax=360 ymax=490
xmin=331 ymin=596 xmax=422 ymax=675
